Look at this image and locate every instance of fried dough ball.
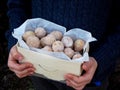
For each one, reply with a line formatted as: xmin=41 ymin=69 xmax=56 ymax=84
xmin=40 ymin=34 xmax=56 ymax=47
xmin=52 ymin=41 xmax=64 ymax=52
xmin=74 ymin=39 xmax=85 ymax=52
xmin=64 ymin=48 xmax=74 ymax=58
xmin=42 ymin=46 xmax=52 ymax=52
xmin=72 ymin=52 xmax=82 ymax=60
xmin=50 ymin=31 xmax=63 ymax=40
xmin=22 ymin=31 xmax=35 ymax=41
xmin=61 ymin=36 xmax=73 ymax=48
xmin=26 ymin=36 xmax=40 ymax=48
xmin=35 ymin=27 xmax=46 ymax=38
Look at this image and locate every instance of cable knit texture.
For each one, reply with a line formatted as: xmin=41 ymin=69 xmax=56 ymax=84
xmin=6 ymin=0 xmax=120 ymax=83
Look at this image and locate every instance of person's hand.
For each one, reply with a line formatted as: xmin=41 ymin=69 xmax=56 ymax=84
xmin=8 ymin=45 xmax=35 ymax=78
xmin=64 ymin=57 xmax=98 ymax=90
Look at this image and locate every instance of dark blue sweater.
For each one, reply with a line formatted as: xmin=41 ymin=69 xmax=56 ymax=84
xmin=6 ymin=0 xmax=120 ymax=84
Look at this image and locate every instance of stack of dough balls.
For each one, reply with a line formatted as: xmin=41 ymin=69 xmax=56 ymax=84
xmin=22 ymin=27 xmax=85 ymax=60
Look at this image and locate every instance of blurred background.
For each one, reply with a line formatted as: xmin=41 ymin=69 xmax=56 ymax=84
xmin=0 ymin=0 xmax=120 ymax=90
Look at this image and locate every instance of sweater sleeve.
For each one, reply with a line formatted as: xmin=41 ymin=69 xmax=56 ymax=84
xmin=6 ymin=0 xmax=31 ymax=51
xmin=91 ymin=0 xmax=120 ymax=83
xmin=91 ymin=28 xmax=120 ymax=82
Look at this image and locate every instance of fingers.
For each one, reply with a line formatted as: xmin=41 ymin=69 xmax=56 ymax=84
xmin=10 ymin=62 xmax=35 ymax=78
xmin=82 ymin=57 xmax=96 ymax=71
xmin=8 ymin=45 xmax=35 ymax=78
xmin=9 ymin=59 xmax=34 ymax=72
xmin=66 ymin=80 xmax=85 ymax=90
xmin=8 ymin=45 xmax=23 ymax=69
xmin=82 ymin=59 xmax=92 ymax=72
xmin=65 ymin=74 xmax=89 ymax=90
xmin=65 ymin=74 xmax=80 ymax=84
xmin=65 ymin=57 xmax=98 ymax=90
xmin=8 ymin=54 xmax=35 ymax=78
xmin=14 ymin=66 xmax=35 ymax=78
xmin=82 ymin=57 xmax=97 ymax=78
xmin=65 ymin=74 xmax=89 ymax=84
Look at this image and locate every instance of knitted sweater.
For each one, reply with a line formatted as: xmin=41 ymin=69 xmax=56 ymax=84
xmin=6 ymin=0 xmax=120 ymax=84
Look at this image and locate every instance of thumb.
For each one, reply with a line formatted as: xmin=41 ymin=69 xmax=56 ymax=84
xmin=82 ymin=61 xmax=91 ymax=71
xmin=11 ymin=45 xmax=24 ymax=61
